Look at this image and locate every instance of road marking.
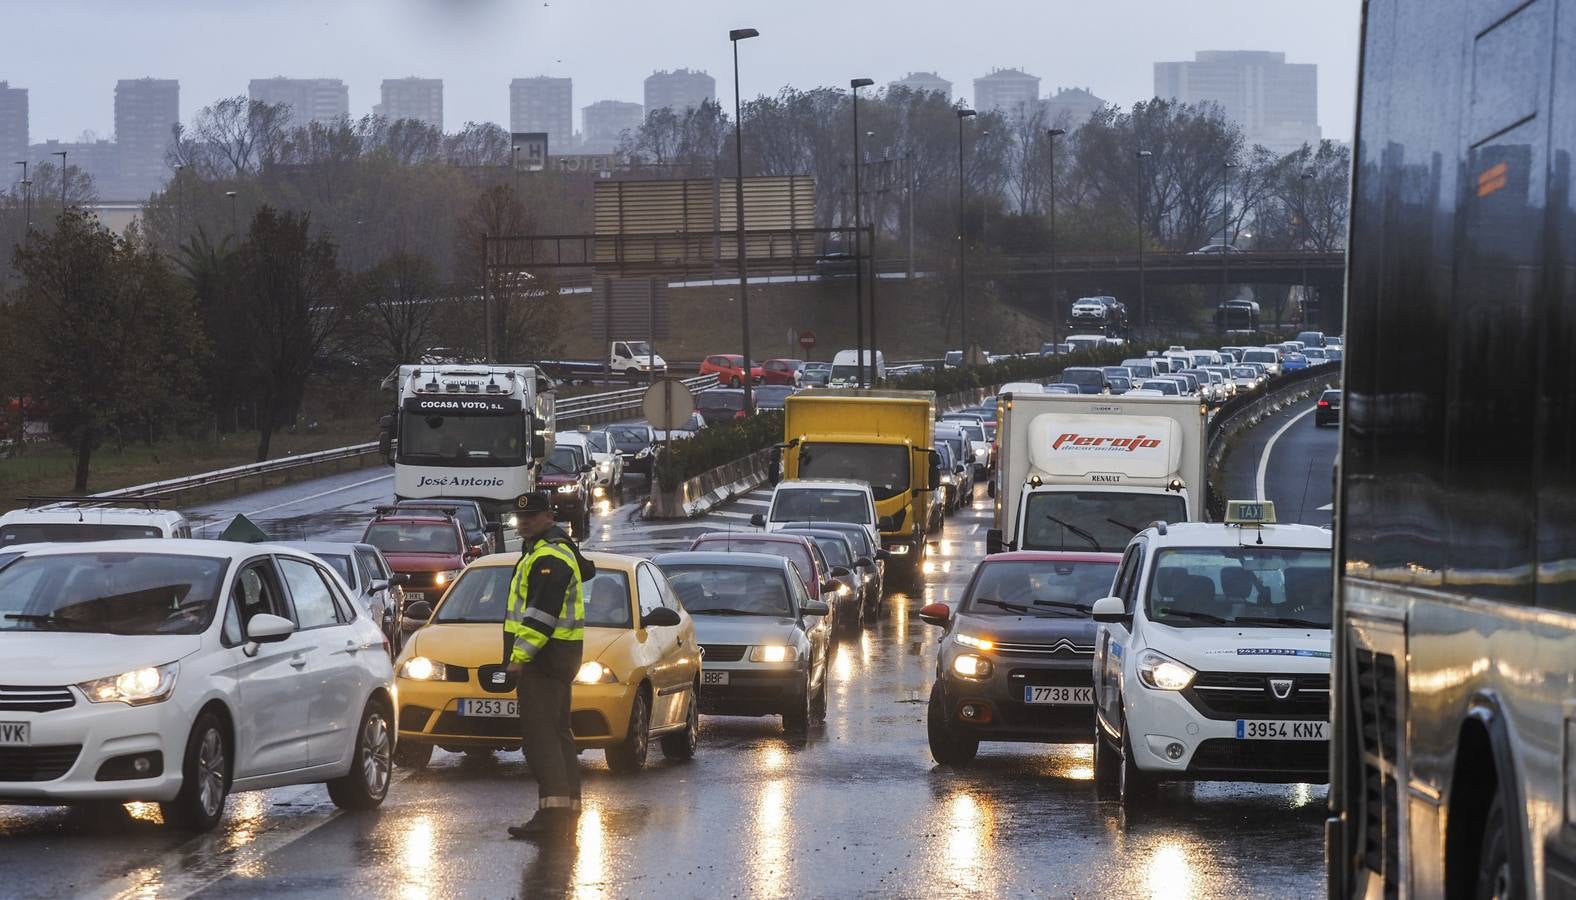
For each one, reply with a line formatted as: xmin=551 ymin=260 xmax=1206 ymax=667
xmin=1318 ymin=503 xmax=1333 ymax=512
xmin=193 ymin=473 xmax=394 ymax=532
xmin=1256 ymin=404 xmax=1318 ymax=502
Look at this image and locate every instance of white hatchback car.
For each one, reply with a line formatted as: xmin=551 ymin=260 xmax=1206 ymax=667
xmin=0 ymin=540 xmax=397 ymax=830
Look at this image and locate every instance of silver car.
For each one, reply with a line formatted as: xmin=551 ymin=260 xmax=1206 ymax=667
xmin=280 ymin=541 xmax=406 ymax=647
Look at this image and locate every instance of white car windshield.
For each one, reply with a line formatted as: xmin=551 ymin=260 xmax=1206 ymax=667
xmin=1145 ymin=547 xmax=1334 ymax=628
xmin=770 ymin=489 xmax=871 ymax=524
xmin=0 ymin=552 xmax=227 ymax=635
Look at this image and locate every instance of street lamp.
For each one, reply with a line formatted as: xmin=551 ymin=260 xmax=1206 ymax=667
xmin=1047 ymin=128 xmax=1065 ymax=339
xmin=1135 ymin=149 xmax=1153 ymax=335
xmin=1300 ymin=168 xmax=1315 ymax=326
xmin=511 ymin=145 xmax=522 ymax=196
xmin=52 ymin=150 xmax=67 ymax=209
xmin=13 ymin=161 xmax=28 ymax=247
xmin=1222 ymin=161 xmax=1239 ymax=303
xmin=956 ymin=108 xmax=976 ymax=360
xmin=225 ymin=190 xmax=239 ymax=243
xmin=730 ymin=27 xmax=759 ymax=413
xmin=850 ymin=77 xmax=874 ymax=387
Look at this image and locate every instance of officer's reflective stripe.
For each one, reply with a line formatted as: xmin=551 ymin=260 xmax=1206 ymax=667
xmin=505 ymin=537 xmax=587 ymax=663
xmin=522 ymin=607 xmax=557 ymax=627
xmin=539 ymin=796 xmax=576 ymax=809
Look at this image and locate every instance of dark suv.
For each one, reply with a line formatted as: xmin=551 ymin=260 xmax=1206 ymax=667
xmin=1315 ymin=388 xmax=1342 ymax=427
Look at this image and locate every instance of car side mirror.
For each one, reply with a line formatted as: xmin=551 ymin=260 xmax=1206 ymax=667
xmin=466 ymin=545 xmax=485 ymax=561
xmin=926 ymin=449 xmax=942 ymax=491
xmin=403 ymin=600 xmax=434 ymax=622
xmin=369 ymin=579 xmax=390 ymax=594
xmin=579 ymin=463 xmax=596 ymax=474
xmin=1091 ymin=596 xmax=1130 ymax=625
xmin=801 ymin=600 xmax=831 ymax=617
xmin=532 ymin=434 xmax=547 ymax=458
xmin=829 ymin=565 xmax=851 ymax=578
xmin=917 ymin=602 xmax=951 ymax=628
xmin=246 ymin=613 xmax=295 ymax=644
xmin=750 ymin=513 xmax=766 ymax=527
xmin=875 ymin=549 xmax=892 ymax=562
xmin=985 ymin=528 xmax=1006 ymax=555
xmin=856 ymin=556 xmax=874 ymax=569
xmin=641 ymin=607 xmax=682 ymax=628
xmin=821 ymin=580 xmax=840 ymax=596
xmin=390 ymin=572 xmax=411 ymax=587
xmin=877 ymin=515 xmax=896 ymax=531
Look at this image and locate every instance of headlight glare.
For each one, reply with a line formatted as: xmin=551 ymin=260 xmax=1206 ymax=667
xmin=952 ymin=654 xmax=992 ymax=679
xmin=556 ymin=484 xmax=578 ymax=494
xmin=433 ymin=569 xmax=460 ymax=587
xmin=574 ymin=661 xmax=617 ymax=684
xmin=750 ymin=644 xmax=795 ymax=663
xmin=1137 ymin=650 xmax=1196 ymax=691
xmin=399 ymin=656 xmax=448 ymax=681
xmin=955 ymin=632 xmax=993 ymax=651
xmin=78 ymin=662 xmax=179 ymax=706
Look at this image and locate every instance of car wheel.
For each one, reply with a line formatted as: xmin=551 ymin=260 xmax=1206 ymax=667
xmin=1093 ymin=724 xmax=1121 ymax=795
xmin=161 ymin=711 xmax=230 ymax=832
xmin=811 ymin=669 xmax=828 ymax=722
xmin=605 ymin=688 xmax=651 ymax=773
xmin=1119 ymin=716 xmax=1158 ymax=806
xmin=782 ymin=679 xmax=813 ymax=733
xmin=728 ymin=376 xmax=741 ymax=388
xmin=393 ymin=741 xmax=434 ymax=769
xmin=926 ymin=683 xmax=978 ymax=766
xmin=659 ymin=688 xmax=700 ymax=761
xmin=1474 ymin=790 xmax=1520 ymax=900
xmin=326 ymin=700 xmax=393 ymax=811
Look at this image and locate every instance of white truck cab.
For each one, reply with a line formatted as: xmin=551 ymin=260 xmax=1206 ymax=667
xmin=609 ymin=340 xmax=666 ymax=381
xmin=1089 ymin=501 xmax=1334 ymax=804
xmin=0 ymin=498 xmax=191 ymax=548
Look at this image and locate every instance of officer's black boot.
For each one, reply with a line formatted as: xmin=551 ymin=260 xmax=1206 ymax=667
xmin=507 ymin=808 xmax=577 ymax=841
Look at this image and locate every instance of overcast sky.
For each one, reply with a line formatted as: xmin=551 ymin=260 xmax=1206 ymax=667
xmin=12 ymin=0 xmax=1362 ymax=144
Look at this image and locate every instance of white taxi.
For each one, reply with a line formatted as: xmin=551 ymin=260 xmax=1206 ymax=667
xmin=1089 ymin=501 xmax=1333 ymax=804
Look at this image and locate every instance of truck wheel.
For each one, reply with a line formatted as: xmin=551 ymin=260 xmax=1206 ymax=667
xmin=1474 ymin=791 xmax=1520 ymax=900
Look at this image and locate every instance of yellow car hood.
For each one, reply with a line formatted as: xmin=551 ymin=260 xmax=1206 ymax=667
xmin=405 ymin=622 xmax=628 ymax=667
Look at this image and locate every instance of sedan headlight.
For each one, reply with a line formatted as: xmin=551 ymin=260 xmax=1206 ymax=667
xmin=433 ymin=569 xmax=460 ymax=587
xmin=954 ymin=632 xmax=994 ymax=651
xmin=505 ymin=514 xmax=518 ymax=528
xmin=1136 ymin=649 xmax=1196 ymax=691
xmin=78 ymin=662 xmax=179 ymax=706
xmin=399 ymin=656 xmax=448 ymax=681
xmin=940 ymin=473 xmax=955 ymax=485
xmin=636 ymin=446 xmax=653 ymax=459
xmin=574 ymin=661 xmax=618 ymax=684
xmin=952 ymin=654 xmax=992 ymax=679
xmin=750 ymin=645 xmax=798 ymax=663
xmin=836 ymin=583 xmax=852 ymax=597
xmin=556 ymin=483 xmax=579 ymax=494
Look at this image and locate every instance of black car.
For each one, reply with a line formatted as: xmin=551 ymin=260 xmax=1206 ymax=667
xmin=919 ymin=552 xmax=1121 ymax=765
xmin=1059 ymin=367 xmax=1109 ymax=395
xmin=1315 ymin=388 xmax=1342 ymax=427
xmin=779 ymin=520 xmax=888 ymax=616
xmin=695 ymin=388 xmax=747 ymax=425
xmin=606 ymin=423 xmax=656 ymax=477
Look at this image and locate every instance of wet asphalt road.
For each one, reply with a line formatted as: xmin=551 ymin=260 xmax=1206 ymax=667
xmin=0 ymin=415 xmax=1335 ymax=899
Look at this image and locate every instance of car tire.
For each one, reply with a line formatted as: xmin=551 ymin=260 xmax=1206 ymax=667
xmin=811 ymin=670 xmax=828 ymax=722
xmin=659 ymin=688 xmax=700 ymax=761
xmin=326 ymin=700 xmax=394 ymax=811
xmin=1474 ymin=790 xmax=1520 ymax=900
xmin=1118 ymin=716 xmax=1158 ymax=806
xmin=161 ymin=711 xmax=230 ymax=832
xmin=1093 ymin=726 xmax=1121 ymax=794
xmin=728 ymin=376 xmax=741 ymax=388
xmin=393 ymin=741 xmax=433 ymax=769
xmin=927 ymin=684 xmax=978 ymax=765
xmin=782 ymin=680 xmax=813 ymax=733
xmin=605 ymin=688 xmax=651 ymax=773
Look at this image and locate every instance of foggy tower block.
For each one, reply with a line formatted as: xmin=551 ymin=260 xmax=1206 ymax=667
xmin=0 ymin=82 xmax=26 ymax=181
xmin=376 ymin=77 xmax=443 ymax=130
xmin=510 ymin=76 xmax=572 ymax=150
xmin=1041 ymin=87 xmax=1107 ymax=129
xmin=643 ymin=69 xmax=715 ymax=116
xmin=581 ymin=100 xmax=643 ymax=154
xmin=890 ymin=72 xmax=952 ymax=101
xmin=973 ymin=68 xmax=1041 ymax=119
xmin=248 ymin=77 xmax=350 ymax=130
xmin=115 ymin=78 xmax=178 ymax=199
xmin=1153 ymin=51 xmax=1319 ymax=155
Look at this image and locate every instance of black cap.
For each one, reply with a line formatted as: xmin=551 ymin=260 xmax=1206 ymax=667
xmin=515 ymin=491 xmax=552 ymax=514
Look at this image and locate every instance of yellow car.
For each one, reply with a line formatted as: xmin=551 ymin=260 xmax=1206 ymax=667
xmin=391 ymin=550 xmax=701 ymax=772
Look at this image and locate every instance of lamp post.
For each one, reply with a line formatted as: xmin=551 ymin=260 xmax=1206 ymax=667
xmin=904 ymin=150 xmax=915 ymax=282
xmin=13 ymin=161 xmax=28 ymax=248
xmin=1134 ymin=149 xmax=1153 ymax=335
xmin=850 ymin=77 xmax=874 ymax=387
xmin=52 ymin=150 xmax=67 ymax=209
xmin=1047 ymin=128 xmax=1065 ymax=339
xmin=225 ymin=190 xmax=239 ymax=243
xmin=1222 ymin=160 xmax=1239 ymax=303
xmin=730 ymin=27 xmax=759 ymax=413
xmin=1300 ymin=168 xmax=1315 ymax=326
xmin=956 ymin=108 xmax=976 ymax=360
xmin=511 ymin=145 xmax=522 ymax=196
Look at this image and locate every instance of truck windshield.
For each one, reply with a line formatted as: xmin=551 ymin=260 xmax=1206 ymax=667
xmin=400 ymin=413 xmax=524 ymax=468
xmin=796 ymin=443 xmax=909 ymax=500
xmin=1021 ymin=492 xmax=1187 ymax=552
xmin=1145 ymin=547 xmax=1333 ymax=629
xmin=624 ymin=341 xmax=651 ymax=356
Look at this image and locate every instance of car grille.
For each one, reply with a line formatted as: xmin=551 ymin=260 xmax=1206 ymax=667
xmin=432 ymin=711 xmax=520 ymax=739
xmin=1182 ymin=672 xmax=1330 ymax=720
xmin=0 ymin=685 xmax=75 ymax=713
xmin=1007 ymin=668 xmax=1091 ymax=687
xmin=400 ymin=705 xmax=436 ymax=732
xmin=0 ymin=745 xmax=81 ymax=782
xmin=1188 ymin=738 xmax=1328 ymax=776
xmin=700 ymin=644 xmax=747 ymax=663
xmin=399 ymin=573 xmax=448 ymax=594
xmin=992 ymin=639 xmax=1095 ymax=657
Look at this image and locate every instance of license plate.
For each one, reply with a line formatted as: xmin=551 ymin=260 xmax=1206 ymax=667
xmin=702 ymin=671 xmax=730 ymax=686
xmin=0 ymin=722 xmax=29 ymax=745
xmin=1023 ymin=686 xmax=1092 ymax=705
xmin=404 ymin=593 xmax=425 ymax=603
xmin=1236 ymin=719 xmax=1328 ymax=740
xmin=458 ymin=699 xmax=516 ymax=718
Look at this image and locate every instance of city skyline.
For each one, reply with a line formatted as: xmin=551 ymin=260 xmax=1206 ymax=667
xmin=5 ymin=0 xmax=1360 ymax=144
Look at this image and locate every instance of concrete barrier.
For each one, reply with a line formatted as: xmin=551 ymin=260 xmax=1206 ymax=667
xmin=645 ymin=447 xmax=774 ymax=520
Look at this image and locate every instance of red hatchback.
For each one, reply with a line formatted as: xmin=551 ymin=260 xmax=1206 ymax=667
xmin=760 ymin=359 xmax=806 ymax=386
xmin=699 ymin=354 xmax=763 ymax=387
xmin=688 ymin=531 xmax=851 ymax=630
xmin=361 ymin=508 xmax=480 ymax=609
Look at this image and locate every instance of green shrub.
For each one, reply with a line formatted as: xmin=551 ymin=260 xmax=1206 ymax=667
xmin=653 ymin=410 xmax=784 ymax=486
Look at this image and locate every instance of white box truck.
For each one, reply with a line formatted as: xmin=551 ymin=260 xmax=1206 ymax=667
xmin=987 ymin=392 xmax=1208 ymax=554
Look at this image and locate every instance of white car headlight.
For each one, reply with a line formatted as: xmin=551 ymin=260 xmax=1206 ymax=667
xmin=597 ymin=460 xmax=613 ymax=473
xmin=952 ymin=654 xmax=992 ymax=679
xmin=399 ymin=656 xmax=448 ymax=681
xmin=574 ymin=661 xmax=618 ymax=684
xmin=954 ymin=632 xmax=994 ymax=651
xmin=836 ymin=583 xmax=852 ymax=597
xmin=78 ymin=662 xmax=179 ymax=706
xmin=1136 ymin=649 xmax=1197 ymax=691
xmin=556 ymin=483 xmax=579 ymax=494
xmin=505 ymin=514 xmax=518 ymax=528
xmin=750 ymin=645 xmax=798 ymax=663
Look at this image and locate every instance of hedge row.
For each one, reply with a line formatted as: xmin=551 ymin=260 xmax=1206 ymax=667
xmin=653 ymin=410 xmax=784 ymax=486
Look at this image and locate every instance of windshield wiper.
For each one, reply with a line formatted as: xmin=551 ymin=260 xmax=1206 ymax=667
xmin=1106 ymin=517 xmax=1139 ymax=536
xmin=690 ymin=608 xmax=760 ymax=616
xmin=975 ymin=598 xmax=1031 ymax=615
xmin=1043 ymin=515 xmax=1101 ymax=551
xmin=1231 ymin=615 xmax=1330 ymax=629
xmin=1032 ymin=598 xmax=1092 ymax=614
xmin=437 ymin=617 xmax=501 ymax=624
xmin=1156 ymin=608 xmax=1230 ymax=625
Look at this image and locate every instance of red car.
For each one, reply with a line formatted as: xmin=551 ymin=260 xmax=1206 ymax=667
xmin=361 ymin=508 xmax=480 ymax=609
xmin=699 ymin=354 xmax=763 ymax=387
xmin=760 ymin=359 xmax=806 ymax=386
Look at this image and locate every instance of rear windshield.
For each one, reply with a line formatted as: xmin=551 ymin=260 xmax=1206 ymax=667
xmin=0 ymin=523 xmax=164 ymax=547
xmin=1243 ymin=350 xmax=1278 ymax=363
xmin=691 ymin=537 xmax=813 ymax=582
xmin=364 ymin=523 xmax=460 ymax=555
xmin=697 ymin=391 xmax=745 ymax=410
xmin=1062 ymin=369 xmax=1104 ymax=387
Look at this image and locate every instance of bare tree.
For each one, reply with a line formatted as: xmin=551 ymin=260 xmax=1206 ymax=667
xmin=443 ymin=122 xmax=512 ymax=167
xmin=169 ymin=97 xmax=291 ymax=179
xmin=357 ymin=251 xmax=444 ymax=367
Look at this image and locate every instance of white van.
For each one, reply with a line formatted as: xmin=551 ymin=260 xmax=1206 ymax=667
xmin=828 ymin=350 xmax=885 ymax=387
xmin=0 ymin=499 xmax=191 ymax=548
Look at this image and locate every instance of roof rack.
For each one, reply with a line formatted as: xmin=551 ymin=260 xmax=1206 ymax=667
xmin=373 ymin=504 xmax=457 ymax=519
xmin=20 ymin=496 xmax=165 ymax=510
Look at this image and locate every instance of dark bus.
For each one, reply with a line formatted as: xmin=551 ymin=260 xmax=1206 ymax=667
xmin=1329 ymin=1 xmax=1576 ymax=898
xmin=1214 ymin=299 xmax=1261 ymax=334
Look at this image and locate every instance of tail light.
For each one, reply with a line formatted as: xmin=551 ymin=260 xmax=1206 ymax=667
xmin=1317 ymin=400 xmax=1330 ymax=408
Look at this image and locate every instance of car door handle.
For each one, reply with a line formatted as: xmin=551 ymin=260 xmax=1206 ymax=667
xmin=289 ymin=654 xmax=308 ymax=669
xmin=344 ymin=640 xmax=360 ymax=654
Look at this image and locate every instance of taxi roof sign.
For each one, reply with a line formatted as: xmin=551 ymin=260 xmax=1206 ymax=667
xmin=1225 ymin=500 xmax=1276 ymax=525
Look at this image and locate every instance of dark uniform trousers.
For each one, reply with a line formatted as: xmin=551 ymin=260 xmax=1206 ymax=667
xmin=517 ymin=638 xmax=583 ymax=807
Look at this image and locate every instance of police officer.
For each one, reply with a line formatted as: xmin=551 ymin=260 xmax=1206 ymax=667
xmin=503 ymin=491 xmax=595 ymax=841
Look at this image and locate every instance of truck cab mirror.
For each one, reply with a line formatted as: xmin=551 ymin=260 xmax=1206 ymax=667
xmin=985 ymin=528 xmax=1006 ymax=555
xmin=877 ymin=515 xmax=896 ymax=531
xmin=768 ymin=446 xmax=782 ymax=486
xmin=927 ymin=449 xmax=942 ymax=491
xmin=750 ymin=513 xmax=766 ymax=527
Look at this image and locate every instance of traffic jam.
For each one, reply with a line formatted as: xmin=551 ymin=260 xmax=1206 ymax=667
xmin=0 ymin=335 xmax=1343 ymax=891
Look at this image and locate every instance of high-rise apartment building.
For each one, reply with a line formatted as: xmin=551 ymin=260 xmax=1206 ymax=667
xmin=376 ymin=77 xmax=443 ymax=130
xmin=114 ymin=78 xmax=178 ymax=198
xmin=581 ymin=100 xmax=643 ymax=153
xmin=30 ymin=138 xmax=121 ymax=197
xmin=249 ymin=78 xmax=350 ymax=129
xmin=889 ymin=72 xmax=952 ymax=101
xmin=1154 ymin=51 xmax=1319 ymax=155
xmin=973 ymin=68 xmax=1041 ymax=119
xmin=0 ymin=82 xmax=26 ymax=183
xmin=1041 ymin=87 xmax=1106 ymax=129
xmin=643 ymin=69 xmax=716 ymax=116
xmin=510 ymin=77 xmax=573 ymax=150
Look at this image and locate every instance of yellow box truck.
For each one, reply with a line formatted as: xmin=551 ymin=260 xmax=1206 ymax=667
xmin=777 ymin=390 xmax=940 ymax=587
